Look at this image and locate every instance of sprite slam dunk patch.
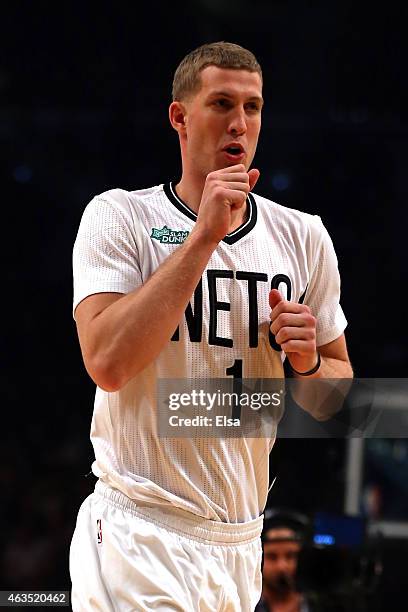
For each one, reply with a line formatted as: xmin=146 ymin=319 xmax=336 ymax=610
xmin=151 ymin=225 xmax=190 ymax=244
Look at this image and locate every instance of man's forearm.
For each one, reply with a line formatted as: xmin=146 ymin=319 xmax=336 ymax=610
xmin=291 ymin=356 xmax=353 ymax=421
xmin=87 ymin=228 xmax=217 ymax=390
xmin=295 ymin=354 xmax=353 ymax=379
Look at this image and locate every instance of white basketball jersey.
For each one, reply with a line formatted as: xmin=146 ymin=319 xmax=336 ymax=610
xmin=72 ymin=183 xmax=347 ymax=522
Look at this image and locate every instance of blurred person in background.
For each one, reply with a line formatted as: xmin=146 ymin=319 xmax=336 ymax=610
xmin=256 ymin=509 xmax=313 ymax=612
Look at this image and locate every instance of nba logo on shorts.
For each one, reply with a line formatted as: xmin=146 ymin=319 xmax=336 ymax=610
xmin=97 ymin=519 xmax=102 ymax=544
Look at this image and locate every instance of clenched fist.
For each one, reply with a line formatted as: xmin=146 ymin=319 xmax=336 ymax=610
xmin=269 ymin=289 xmax=320 ymax=375
xmin=194 ymin=164 xmax=260 ymax=244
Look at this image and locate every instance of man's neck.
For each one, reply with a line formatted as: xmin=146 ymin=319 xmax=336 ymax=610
xmin=175 ymin=174 xmax=248 ymax=233
xmin=175 ymin=174 xmax=204 ymax=214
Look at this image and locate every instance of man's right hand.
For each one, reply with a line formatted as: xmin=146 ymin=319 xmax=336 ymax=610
xmin=193 ymin=164 xmax=260 ymax=244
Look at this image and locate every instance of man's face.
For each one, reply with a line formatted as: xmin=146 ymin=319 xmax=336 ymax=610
xmin=262 ymin=529 xmax=301 ymax=595
xmin=181 ymin=65 xmax=263 ymax=176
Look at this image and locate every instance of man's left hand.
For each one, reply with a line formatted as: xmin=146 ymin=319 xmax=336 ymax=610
xmin=269 ymin=289 xmax=319 ymax=374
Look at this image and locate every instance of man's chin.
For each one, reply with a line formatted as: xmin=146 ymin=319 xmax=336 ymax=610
xmin=212 ymin=158 xmax=249 ymax=171
xmin=266 ymin=575 xmax=295 ymax=595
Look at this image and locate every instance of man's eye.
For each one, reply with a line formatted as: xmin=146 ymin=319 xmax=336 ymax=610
xmin=214 ymin=99 xmax=228 ymax=107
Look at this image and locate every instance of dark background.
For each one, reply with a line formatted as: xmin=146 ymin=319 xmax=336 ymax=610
xmin=1 ymin=1 xmax=407 ymax=608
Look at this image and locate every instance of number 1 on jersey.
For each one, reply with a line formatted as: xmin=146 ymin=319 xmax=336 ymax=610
xmin=226 ymin=359 xmax=243 ymax=420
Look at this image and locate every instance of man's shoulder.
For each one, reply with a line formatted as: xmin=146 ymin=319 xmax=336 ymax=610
xmin=252 ymin=191 xmax=326 ymax=241
xmin=79 ymin=184 xmax=166 ymax=229
xmin=253 ymin=191 xmax=320 ymax=225
xmin=90 ymin=184 xmax=165 ymax=210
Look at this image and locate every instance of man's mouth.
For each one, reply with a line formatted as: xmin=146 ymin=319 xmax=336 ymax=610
xmin=222 ymin=144 xmax=245 ymax=159
xmin=271 ymin=573 xmax=294 ymax=594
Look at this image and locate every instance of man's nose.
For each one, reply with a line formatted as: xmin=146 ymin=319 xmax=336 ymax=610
xmin=276 ymin=559 xmax=291 ymax=573
xmin=228 ymin=109 xmax=247 ymax=136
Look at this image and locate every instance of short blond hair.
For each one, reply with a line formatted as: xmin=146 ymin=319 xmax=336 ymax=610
xmin=172 ymin=41 xmax=262 ymax=101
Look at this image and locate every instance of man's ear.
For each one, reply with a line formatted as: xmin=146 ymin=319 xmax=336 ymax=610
xmin=169 ymin=101 xmax=187 ymax=134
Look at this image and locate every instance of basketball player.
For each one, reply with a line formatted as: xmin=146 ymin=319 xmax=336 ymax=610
xmin=69 ymin=42 xmax=353 ymax=611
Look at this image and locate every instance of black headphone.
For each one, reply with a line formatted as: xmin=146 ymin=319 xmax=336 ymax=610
xmin=262 ymin=507 xmax=312 ymax=544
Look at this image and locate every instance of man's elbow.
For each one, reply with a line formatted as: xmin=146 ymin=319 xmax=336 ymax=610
xmin=342 ymin=360 xmax=354 ymax=380
xmin=85 ymin=355 xmax=133 ymax=392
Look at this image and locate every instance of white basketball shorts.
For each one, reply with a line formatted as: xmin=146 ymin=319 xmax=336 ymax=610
xmin=69 ymin=480 xmax=263 ymax=611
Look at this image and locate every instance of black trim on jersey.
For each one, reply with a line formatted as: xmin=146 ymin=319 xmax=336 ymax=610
xmin=163 ymin=182 xmax=257 ymax=245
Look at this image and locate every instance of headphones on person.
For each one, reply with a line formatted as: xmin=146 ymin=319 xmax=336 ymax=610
xmin=262 ymin=507 xmax=312 ymax=544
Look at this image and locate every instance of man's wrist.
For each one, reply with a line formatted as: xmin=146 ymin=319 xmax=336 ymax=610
xmin=188 ymin=226 xmax=220 ymax=250
xmin=291 ymin=352 xmax=321 ymax=376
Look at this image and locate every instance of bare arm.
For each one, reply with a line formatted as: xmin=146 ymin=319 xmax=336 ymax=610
xmin=306 ymin=333 xmax=352 ymax=379
xmin=75 ymin=164 xmax=259 ymax=391
xmin=289 ymin=334 xmax=353 ymax=421
xmin=75 ymin=229 xmax=217 ymax=391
